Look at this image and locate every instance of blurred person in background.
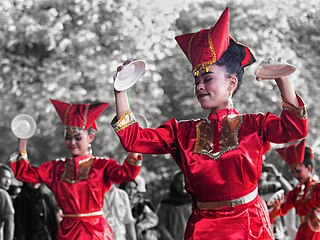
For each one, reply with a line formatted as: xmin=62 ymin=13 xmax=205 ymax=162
xmin=9 ymin=99 xmax=142 ymax=240
xmin=112 ymin=7 xmax=308 ymax=239
xmin=157 ymin=170 xmax=192 ymax=240
xmin=120 ymin=175 xmax=159 ymax=240
xmin=103 ymin=184 xmax=137 ymax=240
xmin=259 ymin=162 xmax=297 ymax=240
xmin=269 ymin=144 xmax=320 ymax=239
xmin=13 ymin=182 xmax=59 ymax=240
xmin=7 ymin=184 xmax=21 ymax=204
xmin=0 ymin=164 xmax=14 ymax=240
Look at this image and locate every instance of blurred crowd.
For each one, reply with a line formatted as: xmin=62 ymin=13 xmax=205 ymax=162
xmin=0 ymin=152 xmax=319 ymax=240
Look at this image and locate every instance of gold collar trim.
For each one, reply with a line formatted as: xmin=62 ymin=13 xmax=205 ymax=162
xmin=194 ymin=114 xmax=242 ymax=160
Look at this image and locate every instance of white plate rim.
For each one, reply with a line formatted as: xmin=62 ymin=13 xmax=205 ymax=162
xmin=254 ymin=63 xmax=296 ymax=79
xmin=114 ymin=60 xmax=146 ymax=91
xmin=267 ymin=189 xmax=285 ymax=206
xmin=134 ymin=113 xmax=148 ymax=128
xmin=11 ymin=114 xmax=37 ymax=139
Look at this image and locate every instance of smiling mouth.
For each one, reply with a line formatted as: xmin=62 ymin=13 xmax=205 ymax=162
xmin=197 ymin=94 xmax=209 ymax=99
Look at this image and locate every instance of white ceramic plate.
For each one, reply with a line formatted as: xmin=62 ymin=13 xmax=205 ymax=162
xmin=254 ymin=58 xmax=296 ymax=79
xmin=135 ymin=113 xmax=148 ymax=128
xmin=114 ymin=60 xmax=146 ymax=91
xmin=11 ymin=114 xmax=37 ymax=139
xmin=267 ymin=189 xmax=285 ymax=206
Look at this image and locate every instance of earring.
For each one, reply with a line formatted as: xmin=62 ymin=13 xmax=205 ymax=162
xmin=87 ymin=144 xmax=92 ymax=154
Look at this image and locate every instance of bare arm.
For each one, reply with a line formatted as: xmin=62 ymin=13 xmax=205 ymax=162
xmin=18 ymin=139 xmax=28 ymax=152
xmin=3 ymin=214 xmax=14 ymax=240
xmin=275 ymin=77 xmax=299 ymax=106
xmin=114 ymin=90 xmax=131 ymax=118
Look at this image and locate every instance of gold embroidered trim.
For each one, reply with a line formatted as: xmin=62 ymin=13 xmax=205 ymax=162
xmin=9 ymin=152 xmax=27 ymax=162
xmin=62 ymin=210 xmax=103 ymax=218
xmin=187 ymin=33 xmax=196 ymax=63
xmin=113 ymin=110 xmax=136 ymax=132
xmin=304 ymin=181 xmax=320 ymax=202
xmin=190 ymin=29 xmax=217 ymax=76
xmin=61 ymin=157 xmax=94 ymax=184
xmin=196 ymin=187 xmax=258 ymax=210
xmin=126 ymin=153 xmax=142 ymax=166
xmin=64 ymin=104 xmax=73 ymax=125
xmin=282 ymin=99 xmax=307 ymax=119
xmin=16 ymin=150 xmax=28 ymax=160
xmin=194 ymin=115 xmax=242 ymax=160
xmin=64 ymin=104 xmax=90 ymax=131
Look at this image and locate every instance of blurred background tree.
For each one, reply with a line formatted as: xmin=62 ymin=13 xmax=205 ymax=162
xmin=0 ymin=0 xmax=319 ymax=205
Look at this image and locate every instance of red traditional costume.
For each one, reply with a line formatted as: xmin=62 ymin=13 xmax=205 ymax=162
xmin=112 ymin=7 xmax=308 ymax=240
xmin=271 ymin=143 xmax=320 ymax=240
xmin=10 ymin=99 xmax=142 ymax=240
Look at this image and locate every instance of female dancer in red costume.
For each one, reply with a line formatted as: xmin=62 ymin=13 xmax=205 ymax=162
xmin=270 ymin=142 xmax=320 ymax=240
xmin=10 ymin=99 xmax=142 ymax=239
xmin=112 ymin=7 xmax=308 ymax=240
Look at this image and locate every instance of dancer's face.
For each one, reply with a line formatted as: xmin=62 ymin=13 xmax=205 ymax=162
xmin=292 ymin=164 xmax=311 ymax=184
xmin=65 ymin=129 xmax=94 ymax=157
xmin=194 ymin=64 xmax=237 ymax=111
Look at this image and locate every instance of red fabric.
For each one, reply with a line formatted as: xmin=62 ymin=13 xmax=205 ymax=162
xmin=10 ymin=154 xmax=140 ymax=240
xmin=185 ymin=196 xmax=272 ymax=240
xmin=115 ymin=97 xmax=307 ymax=239
xmin=50 ymin=99 xmax=109 ymax=131
xmin=175 ymin=7 xmax=255 ymax=73
xmin=275 ymin=178 xmax=320 ymax=240
xmin=275 ymin=139 xmax=306 ymax=168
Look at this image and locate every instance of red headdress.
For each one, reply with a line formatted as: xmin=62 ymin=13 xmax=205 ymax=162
xmin=275 ymin=139 xmax=311 ymax=169
xmin=175 ymin=7 xmax=255 ymax=76
xmin=50 ymin=98 xmax=108 ymax=132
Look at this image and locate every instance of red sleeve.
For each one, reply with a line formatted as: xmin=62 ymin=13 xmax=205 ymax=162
xmin=9 ymin=152 xmax=59 ymax=191
xmin=279 ymin=189 xmax=296 ymax=216
xmin=263 ymin=94 xmax=308 ymax=143
xmin=104 ymin=153 xmax=142 ymax=184
xmin=113 ymin=112 xmax=179 ymax=154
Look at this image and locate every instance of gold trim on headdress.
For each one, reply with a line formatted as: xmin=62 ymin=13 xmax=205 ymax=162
xmin=190 ymin=29 xmax=217 ymax=76
xmin=64 ymin=104 xmax=91 ymax=132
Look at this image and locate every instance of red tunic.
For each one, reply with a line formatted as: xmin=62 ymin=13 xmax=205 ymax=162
xmin=271 ymin=178 xmax=320 ymax=240
xmin=10 ymin=153 xmax=141 ymax=240
xmin=113 ymin=96 xmax=308 ymax=240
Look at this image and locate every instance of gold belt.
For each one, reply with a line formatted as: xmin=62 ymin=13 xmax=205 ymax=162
xmin=62 ymin=210 xmax=103 ymax=218
xmin=196 ymin=187 xmax=258 ymax=210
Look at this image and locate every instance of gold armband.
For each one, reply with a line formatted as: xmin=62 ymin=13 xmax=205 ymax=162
xmin=125 ymin=153 xmax=142 ymax=166
xmin=19 ymin=150 xmax=28 ymax=160
xmin=282 ymin=96 xmax=307 ymax=119
xmin=112 ymin=110 xmax=136 ymax=132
